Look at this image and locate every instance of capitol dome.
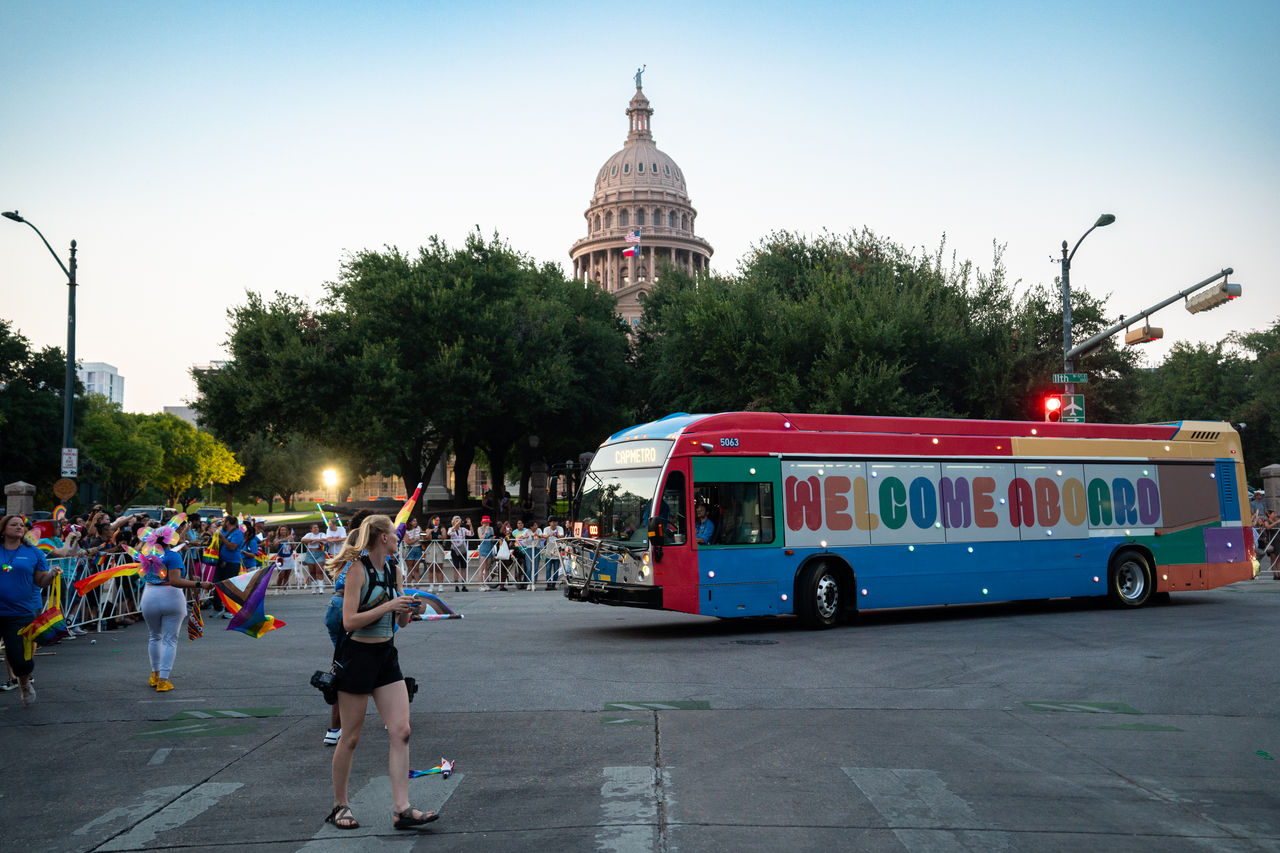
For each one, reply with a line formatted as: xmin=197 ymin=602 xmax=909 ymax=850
xmin=570 ymin=79 xmax=713 ymax=327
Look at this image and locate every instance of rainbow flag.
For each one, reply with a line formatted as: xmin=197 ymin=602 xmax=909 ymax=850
xmin=202 ymin=529 xmax=221 ymax=567
xmin=18 ymin=580 xmax=69 ymax=657
xmin=214 ymin=566 xmax=285 ymax=638
xmin=73 ymin=563 xmax=142 ymax=595
xmin=395 ymin=483 xmax=423 ymax=538
xmin=53 ymin=505 xmax=66 ymax=522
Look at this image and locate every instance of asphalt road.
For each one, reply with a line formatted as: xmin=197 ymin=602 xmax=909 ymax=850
xmin=3 ymin=578 xmax=1278 ymax=853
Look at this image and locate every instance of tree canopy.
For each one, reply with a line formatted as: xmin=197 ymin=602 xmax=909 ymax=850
xmin=0 ymin=319 xmax=73 ymax=491
xmin=194 ymin=230 xmax=633 ymax=512
xmin=634 ymin=229 xmax=1137 ymax=424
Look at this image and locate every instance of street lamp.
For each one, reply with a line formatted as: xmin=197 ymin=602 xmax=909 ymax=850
xmin=1058 ymin=213 xmax=1115 ymax=399
xmin=3 ymin=210 xmax=78 ymax=464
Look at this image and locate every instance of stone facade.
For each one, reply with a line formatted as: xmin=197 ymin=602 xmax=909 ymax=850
xmin=570 ymin=82 xmax=713 ymax=328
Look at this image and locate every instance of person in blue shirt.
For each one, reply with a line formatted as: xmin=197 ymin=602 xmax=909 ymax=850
xmin=212 ymin=516 xmax=244 ymax=618
xmin=242 ymin=519 xmax=265 ymax=572
xmin=694 ymin=502 xmax=715 ymax=545
xmin=139 ymin=519 xmax=213 ymax=692
xmin=0 ymin=514 xmax=63 ymax=706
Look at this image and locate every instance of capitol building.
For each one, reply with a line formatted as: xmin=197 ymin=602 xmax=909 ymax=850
xmin=569 ymin=73 xmax=713 ymax=326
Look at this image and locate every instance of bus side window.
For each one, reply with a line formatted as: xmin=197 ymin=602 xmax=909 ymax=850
xmin=692 ymin=482 xmax=775 ymax=545
xmin=660 ymin=471 xmax=687 ymax=544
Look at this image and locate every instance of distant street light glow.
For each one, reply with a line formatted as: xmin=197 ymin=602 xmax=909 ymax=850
xmin=322 ymin=468 xmax=338 ymax=488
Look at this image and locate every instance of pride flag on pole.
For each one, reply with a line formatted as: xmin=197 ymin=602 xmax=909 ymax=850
xmin=214 ymin=566 xmax=285 ymax=638
xmin=395 ymin=482 xmax=423 ymax=539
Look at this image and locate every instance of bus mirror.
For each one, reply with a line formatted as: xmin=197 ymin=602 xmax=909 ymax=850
xmin=647 ymin=516 xmax=664 ymax=562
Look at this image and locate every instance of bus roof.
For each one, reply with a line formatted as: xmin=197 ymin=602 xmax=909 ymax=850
xmin=604 ymin=411 xmax=1232 ymax=447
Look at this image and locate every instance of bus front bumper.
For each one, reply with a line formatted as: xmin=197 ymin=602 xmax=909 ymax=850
xmin=564 ymin=580 xmax=663 ymax=609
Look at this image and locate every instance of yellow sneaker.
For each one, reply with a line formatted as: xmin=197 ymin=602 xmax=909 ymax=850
xmin=149 ymin=672 xmax=158 ymax=688
xmin=156 ymin=678 xmax=175 ymax=692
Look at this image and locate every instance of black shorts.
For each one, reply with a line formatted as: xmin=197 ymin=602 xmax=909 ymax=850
xmin=334 ymin=639 xmax=402 ymax=695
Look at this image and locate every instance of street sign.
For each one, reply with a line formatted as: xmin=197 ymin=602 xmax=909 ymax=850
xmin=1061 ymin=394 xmax=1086 ymax=423
xmin=1052 ymin=373 xmax=1088 ymax=384
xmin=53 ymin=478 xmax=77 ymax=501
xmin=60 ymin=447 xmax=78 ymax=477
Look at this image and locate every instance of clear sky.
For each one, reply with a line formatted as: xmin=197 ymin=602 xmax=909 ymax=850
xmin=2 ymin=0 xmax=1276 ymax=416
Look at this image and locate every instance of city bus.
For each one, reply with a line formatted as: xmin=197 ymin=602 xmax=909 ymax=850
xmin=562 ymin=412 xmax=1257 ymax=628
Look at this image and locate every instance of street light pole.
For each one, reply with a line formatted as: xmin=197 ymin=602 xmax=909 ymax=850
xmin=3 ymin=210 xmax=77 ymax=456
xmin=1058 ymin=213 xmax=1115 ymax=399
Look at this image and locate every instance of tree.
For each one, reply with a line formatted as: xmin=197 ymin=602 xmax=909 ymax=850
xmin=147 ymin=413 xmax=244 ymax=509
xmin=196 ymin=231 xmax=632 ymax=516
xmin=78 ymin=396 xmax=163 ymax=507
xmin=0 ymin=319 xmax=73 ymax=490
xmin=635 ymin=229 xmax=1139 ymax=423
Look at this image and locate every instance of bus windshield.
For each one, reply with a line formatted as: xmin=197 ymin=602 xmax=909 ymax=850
xmin=576 ymin=468 xmax=660 ymax=546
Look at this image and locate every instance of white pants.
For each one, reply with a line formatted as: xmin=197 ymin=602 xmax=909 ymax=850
xmin=141 ymin=584 xmax=186 ymax=678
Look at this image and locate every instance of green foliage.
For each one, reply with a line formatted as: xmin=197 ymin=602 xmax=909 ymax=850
xmin=635 ymin=229 xmax=1138 ymax=423
xmin=1133 ymin=320 xmax=1280 ymax=479
xmin=0 ymin=319 xmax=71 ymax=489
xmin=78 ymin=399 xmax=242 ymax=508
xmin=194 ymin=230 xmax=632 ymax=510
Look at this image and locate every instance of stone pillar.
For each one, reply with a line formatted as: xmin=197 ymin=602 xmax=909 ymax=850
xmin=5 ymin=481 xmax=36 ymax=518
xmin=648 ymin=247 xmax=655 ymax=283
xmin=1262 ymin=464 xmax=1280 ymax=513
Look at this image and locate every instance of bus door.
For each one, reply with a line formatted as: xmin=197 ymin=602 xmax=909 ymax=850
xmin=692 ymin=456 xmax=783 ymax=617
xmin=651 ymin=463 xmax=697 ymax=614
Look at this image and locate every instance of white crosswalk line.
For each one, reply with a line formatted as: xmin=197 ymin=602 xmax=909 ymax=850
xmin=844 ymin=767 xmax=1010 ymax=852
xmin=96 ymin=782 xmax=244 ymax=852
xmin=296 ymin=771 xmax=463 ymax=851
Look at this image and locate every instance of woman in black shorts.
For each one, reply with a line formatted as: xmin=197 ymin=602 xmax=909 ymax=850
xmin=323 ymin=515 xmax=438 ymax=831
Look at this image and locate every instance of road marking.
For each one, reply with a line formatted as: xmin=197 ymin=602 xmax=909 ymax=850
xmin=171 ymin=707 xmax=283 ymax=719
xmin=73 ymin=786 xmax=189 ymax=838
xmin=604 ymin=701 xmax=709 ymax=711
xmin=602 ymin=717 xmax=651 ymax=726
xmin=148 ymin=748 xmax=172 ymax=766
xmin=844 ymin=767 xmax=1009 ymax=852
xmin=134 ymin=720 xmax=257 ymax=738
xmin=95 ymin=782 xmax=244 ymax=851
xmin=296 ymin=770 xmax=463 ymax=851
xmin=596 ymin=765 xmax=673 ymax=853
xmin=1022 ymin=700 xmax=1139 ymax=714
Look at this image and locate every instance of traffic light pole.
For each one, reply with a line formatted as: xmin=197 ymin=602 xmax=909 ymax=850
xmin=1066 ymin=268 xmax=1234 ymax=364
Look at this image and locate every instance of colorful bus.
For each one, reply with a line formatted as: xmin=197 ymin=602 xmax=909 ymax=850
xmin=562 ymin=412 xmax=1257 ymax=628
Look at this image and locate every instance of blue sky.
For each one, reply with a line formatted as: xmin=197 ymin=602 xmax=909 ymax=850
xmin=2 ymin=0 xmax=1276 ymax=415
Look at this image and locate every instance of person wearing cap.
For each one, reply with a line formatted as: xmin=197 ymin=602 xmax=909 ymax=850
xmin=1250 ymin=489 xmax=1266 ymax=519
xmin=475 ymin=516 xmax=497 ymax=591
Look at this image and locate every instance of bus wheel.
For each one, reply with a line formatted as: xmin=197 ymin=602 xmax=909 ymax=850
xmin=797 ymin=562 xmax=842 ymax=629
xmin=1108 ymin=550 xmax=1153 ymax=608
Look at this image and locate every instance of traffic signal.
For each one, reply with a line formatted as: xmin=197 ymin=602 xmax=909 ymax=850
xmin=1124 ymin=324 xmax=1163 ymax=345
xmin=1044 ymin=395 xmax=1063 ymax=422
xmin=1186 ymin=281 xmax=1241 ymax=314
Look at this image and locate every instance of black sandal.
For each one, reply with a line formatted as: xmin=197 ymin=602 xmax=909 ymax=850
xmin=325 ymin=804 xmax=359 ymax=830
xmin=394 ymin=807 xmax=439 ymax=830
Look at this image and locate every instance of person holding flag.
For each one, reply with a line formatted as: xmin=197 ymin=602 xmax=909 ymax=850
xmin=324 ymin=515 xmax=438 ymax=831
xmin=139 ymin=516 xmax=214 ymax=692
xmin=211 ymin=516 xmax=244 ymax=618
xmin=0 ymin=515 xmax=61 ymax=706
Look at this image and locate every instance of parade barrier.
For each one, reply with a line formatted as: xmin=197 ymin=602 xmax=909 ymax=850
xmin=17 ymin=534 xmax=568 ymax=638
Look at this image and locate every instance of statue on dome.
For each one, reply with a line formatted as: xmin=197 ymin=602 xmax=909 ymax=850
xmin=634 ymin=65 xmax=645 ymax=88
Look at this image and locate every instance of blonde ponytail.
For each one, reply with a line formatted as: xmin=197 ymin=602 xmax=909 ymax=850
xmin=325 ymin=514 xmax=393 ymax=579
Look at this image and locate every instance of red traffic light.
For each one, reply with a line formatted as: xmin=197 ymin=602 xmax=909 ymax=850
xmin=1044 ymin=396 xmax=1063 ymax=422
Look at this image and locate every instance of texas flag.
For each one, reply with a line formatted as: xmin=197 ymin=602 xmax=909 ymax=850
xmin=627 ymin=229 xmax=641 ymax=243
xmin=623 ymin=245 xmax=639 ymax=257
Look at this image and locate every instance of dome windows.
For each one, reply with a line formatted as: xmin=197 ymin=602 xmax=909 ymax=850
xmin=669 ymin=211 xmax=676 ymax=228
xmin=623 ymin=163 xmax=630 ymax=174
xmin=637 ymin=209 xmax=645 ymax=226
xmin=652 ymin=162 xmax=658 ymax=174
xmin=638 ymin=162 xmax=644 ymax=173
xmin=620 ymin=210 xmax=629 ymax=228
xmin=665 ymin=164 xmax=670 ymax=175
xmin=611 ymin=165 xmax=617 ymax=176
